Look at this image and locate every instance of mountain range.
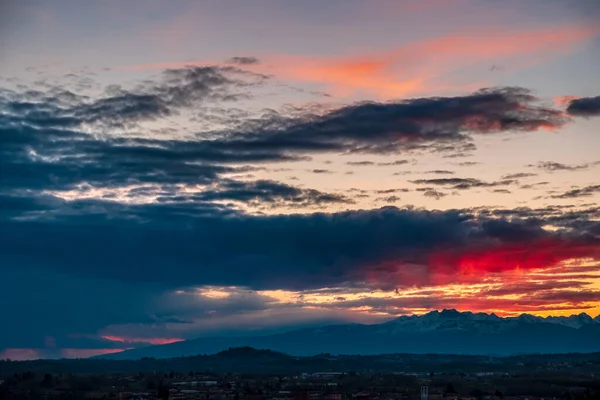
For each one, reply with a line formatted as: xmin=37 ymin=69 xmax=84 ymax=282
xmin=97 ymin=310 xmax=600 ymax=360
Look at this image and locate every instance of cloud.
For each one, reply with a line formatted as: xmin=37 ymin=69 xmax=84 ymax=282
xmin=0 ymin=66 xmax=261 ymax=129
xmin=0 ymin=123 xmax=311 ymax=195
xmin=566 ymin=96 xmax=600 ymax=117
xmin=551 ymin=185 xmax=600 ymax=199
xmin=378 ymin=195 xmax=401 ymax=203
xmin=227 ymin=56 xmax=261 ymax=65
xmin=425 ymin=170 xmax=455 ymax=175
xmin=422 ymin=189 xmax=447 ymax=199
xmin=214 ymin=87 xmax=566 ymax=158
xmin=3 ymin=201 xmax=599 ymax=293
xmin=481 ymin=280 xmax=589 ymax=297
xmin=454 ymin=161 xmax=480 ymax=166
xmin=410 ymin=177 xmax=515 ymax=190
xmin=243 ymin=24 xmax=599 ymax=99
xmin=0 ymin=266 xmax=169 ymax=351
xmin=520 ymin=181 xmax=549 ymax=189
xmin=180 ymin=179 xmax=352 ymax=206
xmin=346 ymin=161 xmax=375 ymax=166
xmin=100 ymin=336 xmax=183 ymax=345
xmin=502 ymin=172 xmax=537 ymax=179
xmin=427 ymin=239 xmax=599 ymax=277
xmin=377 ymin=160 xmax=411 ymax=166
xmin=0 ymin=68 xmax=597 ymax=354
xmin=326 ymin=286 xmax=600 ymax=316
xmin=1 ymin=84 xmax=569 ymax=201
xmin=1 ymin=200 xmax=599 ymax=352
xmin=374 ymin=188 xmax=410 ymax=194
xmin=535 ymin=161 xmax=590 ymax=172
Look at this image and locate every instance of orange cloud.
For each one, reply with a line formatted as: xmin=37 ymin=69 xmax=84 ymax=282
xmin=121 ymin=24 xmax=598 ymax=100
xmin=101 ymin=335 xmax=184 ymax=345
xmin=339 ymin=261 xmax=599 ymax=317
xmin=259 ymin=24 xmax=598 ymax=98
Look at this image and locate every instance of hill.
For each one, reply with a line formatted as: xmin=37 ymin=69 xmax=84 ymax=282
xmin=3 ymin=347 xmax=600 ymax=378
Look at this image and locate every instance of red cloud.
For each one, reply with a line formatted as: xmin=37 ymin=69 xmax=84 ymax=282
xmin=362 ymin=238 xmax=600 ymax=291
xmin=429 ymin=239 xmax=600 ymax=276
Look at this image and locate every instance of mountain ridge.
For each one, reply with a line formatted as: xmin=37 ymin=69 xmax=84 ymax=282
xmin=96 ymin=310 xmax=600 ymax=360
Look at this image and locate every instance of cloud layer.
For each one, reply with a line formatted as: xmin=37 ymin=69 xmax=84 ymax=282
xmin=1 ymin=62 xmax=599 ymax=359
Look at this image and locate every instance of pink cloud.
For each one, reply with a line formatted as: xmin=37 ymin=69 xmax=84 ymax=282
xmin=101 ymin=335 xmax=184 ymax=345
xmin=554 ymin=95 xmax=580 ymax=107
xmin=120 ymin=24 xmax=599 ymax=100
xmin=60 ymin=348 xmax=129 ymax=359
xmin=0 ymin=348 xmax=42 ymax=361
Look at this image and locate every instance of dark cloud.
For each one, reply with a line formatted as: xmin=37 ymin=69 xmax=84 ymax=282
xmin=0 ymin=66 xmax=260 ymax=129
xmin=311 ymin=169 xmax=333 ymax=174
xmin=422 ymin=189 xmax=447 ymax=199
xmin=1 ymin=198 xmax=600 ymax=351
xmin=535 ymin=161 xmax=590 ymax=172
xmin=566 ymin=96 xmax=600 ymax=117
xmin=425 ymin=170 xmax=455 ymax=175
xmin=0 ymin=84 xmax=569 ymax=199
xmin=0 ymin=205 xmax=460 ymax=290
xmin=410 ymin=178 xmax=515 ymax=190
xmin=0 ymin=266 xmax=166 ymax=349
xmin=346 ymin=161 xmax=375 ymax=166
xmin=205 ymin=86 xmax=566 ymax=159
xmin=3 ymin=201 xmax=598 ymax=293
xmin=520 ymin=181 xmax=549 ymax=189
xmin=502 ymin=172 xmax=537 ymax=179
xmin=377 ymin=160 xmax=411 ymax=166
xmin=0 ymin=123 xmax=312 ymax=195
xmin=378 ymin=196 xmax=401 ymax=203
xmin=374 ymin=188 xmax=410 ymax=194
xmin=0 ymin=75 xmax=594 ymax=354
xmin=0 ymin=265 xmax=290 ymax=352
xmin=227 ymin=56 xmax=261 ymax=65
xmin=174 ymin=179 xmax=352 ymax=206
xmin=550 ymin=185 xmax=600 ymax=199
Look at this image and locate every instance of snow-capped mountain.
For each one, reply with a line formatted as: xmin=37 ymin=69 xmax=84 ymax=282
xmin=96 ymin=310 xmax=600 ymax=360
xmin=380 ymin=309 xmax=504 ymax=333
xmin=379 ymin=309 xmax=599 ymax=333
xmin=543 ymin=312 xmax=597 ymax=328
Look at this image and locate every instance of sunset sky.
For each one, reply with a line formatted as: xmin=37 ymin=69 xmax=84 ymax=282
xmin=1 ymin=0 xmax=600 ymax=360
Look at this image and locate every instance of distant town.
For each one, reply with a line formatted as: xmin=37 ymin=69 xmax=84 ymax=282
xmin=1 ymin=348 xmax=599 ymax=400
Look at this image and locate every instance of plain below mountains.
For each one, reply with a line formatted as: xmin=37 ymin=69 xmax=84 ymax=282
xmin=96 ymin=310 xmax=600 ymax=360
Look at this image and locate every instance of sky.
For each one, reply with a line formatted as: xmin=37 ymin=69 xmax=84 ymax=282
xmin=1 ymin=0 xmax=600 ymax=360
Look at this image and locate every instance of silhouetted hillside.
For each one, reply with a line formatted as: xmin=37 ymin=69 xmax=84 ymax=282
xmin=2 ymin=348 xmax=600 ymax=378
